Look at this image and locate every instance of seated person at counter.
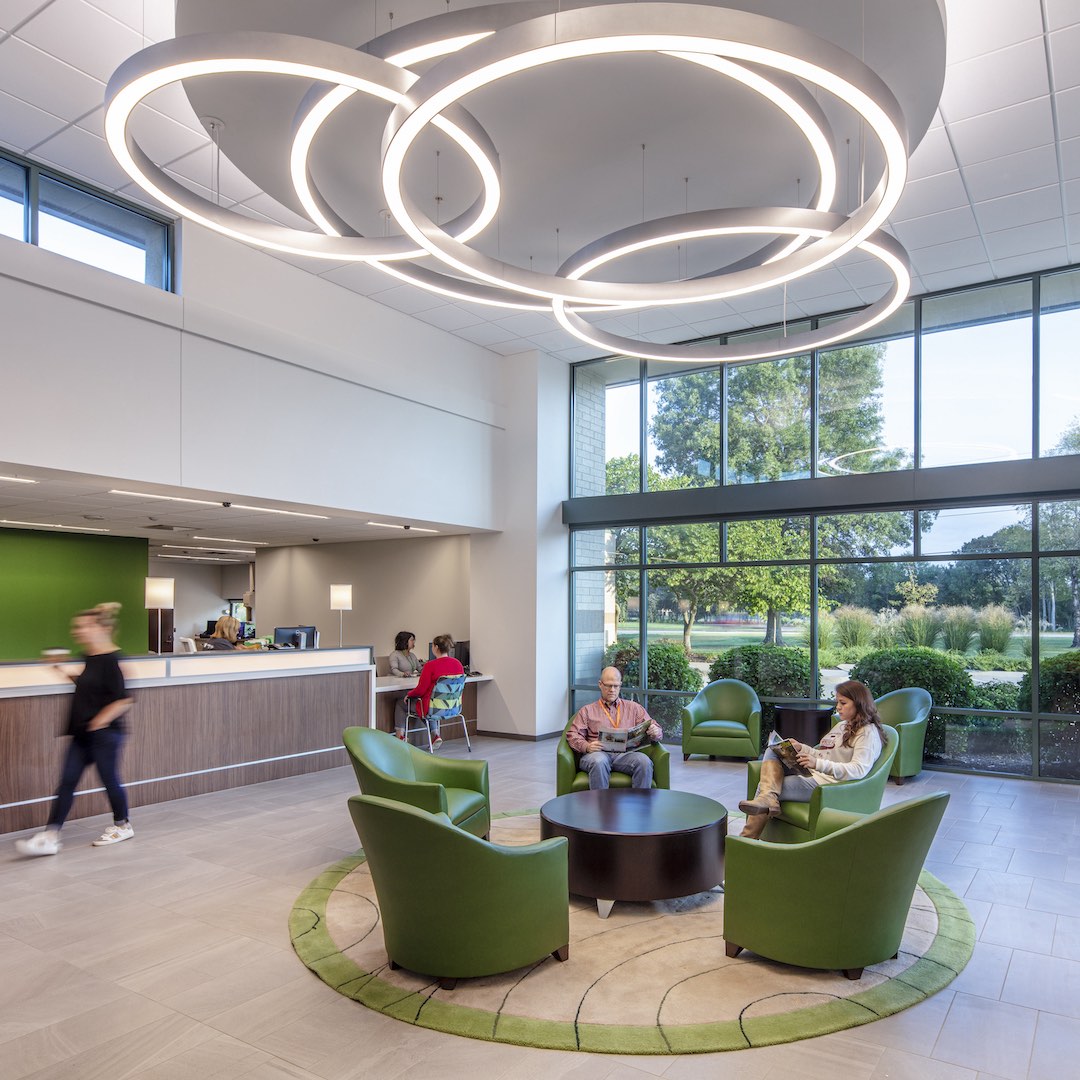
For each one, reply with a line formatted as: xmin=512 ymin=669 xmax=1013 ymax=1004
xmin=201 ymin=616 xmax=239 ymax=651
xmin=388 ymin=630 xmax=423 ymax=677
xmin=738 ymin=678 xmax=885 ymax=839
xmin=567 ymin=666 xmax=662 ymax=790
xmin=394 ymin=633 xmax=463 ymax=751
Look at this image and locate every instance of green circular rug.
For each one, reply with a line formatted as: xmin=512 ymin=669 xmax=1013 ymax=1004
xmin=290 ymin=812 xmax=974 ymax=1055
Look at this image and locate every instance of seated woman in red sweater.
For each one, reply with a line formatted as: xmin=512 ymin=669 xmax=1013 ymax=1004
xmin=394 ymin=633 xmax=464 ymax=751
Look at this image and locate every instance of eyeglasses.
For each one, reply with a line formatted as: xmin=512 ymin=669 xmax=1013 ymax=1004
xmin=599 ymin=682 xmax=622 ymax=689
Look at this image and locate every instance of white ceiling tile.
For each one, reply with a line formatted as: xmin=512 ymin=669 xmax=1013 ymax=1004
xmin=984 ymin=218 xmax=1067 ymax=259
xmin=939 ymin=37 xmax=1049 ymax=122
xmin=917 ymin=263 xmax=996 ymax=292
xmin=1045 ymin=0 xmax=1080 ymax=31
xmin=1049 ymin=22 xmax=1080 ymax=89
xmin=946 ymin=96 xmax=1055 ymax=166
xmin=137 ymin=83 xmax=204 ymax=137
xmin=319 ymin=262 xmax=402 ymax=294
xmin=905 ymin=125 xmax=957 ymax=181
xmin=17 ymin=0 xmax=143 ymax=83
xmin=782 ymin=267 xmax=856 ymax=304
xmin=526 ymin=328 xmax=578 ymax=351
xmin=0 ymin=85 xmax=66 ymax=150
xmin=76 ymin=102 xmax=206 ymax=165
xmin=973 ymin=184 xmax=1064 ymax=233
xmin=963 ymin=144 xmax=1061 ymax=202
xmin=368 ymin=284 xmax=446 ymax=316
xmin=0 ymin=1 xmax=50 ymax=31
xmin=993 ymin=247 xmax=1070 ymax=276
xmin=551 ymin=345 xmax=604 ymax=362
xmin=411 ymin=304 xmax=487 ymax=332
xmin=489 ymin=312 xmax=556 ymax=336
xmin=685 ymin=313 xmax=752 ymax=337
xmin=32 ymin=122 xmax=130 ymax=188
xmin=1060 ymin=134 xmax=1080 ymax=179
xmin=1056 ymin=84 xmax=1080 ymax=141
xmin=892 ymin=170 xmax=971 ymax=221
xmin=83 ymin=0 xmax=174 ymax=42
xmin=943 ymin=0 xmax=1045 ymax=64
xmin=164 ymin=144 xmax=261 ymax=205
xmin=891 ymin=205 xmax=980 ymax=249
xmin=454 ymin=321 xmax=520 ymax=346
xmin=623 ymin=306 xmax=691 ymax=333
xmin=836 ymin=258 xmax=898 ymax=291
xmin=233 ymin=192 xmax=316 ymax=232
xmin=488 ymin=338 xmax=532 ymax=356
xmin=0 ymin=35 xmax=103 ymax=124
xmin=909 ymin=235 xmax=991 ymax=273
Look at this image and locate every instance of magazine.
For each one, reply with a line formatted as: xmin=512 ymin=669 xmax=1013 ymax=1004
xmin=598 ymin=716 xmax=653 ymax=753
xmin=768 ymin=731 xmax=812 ymax=777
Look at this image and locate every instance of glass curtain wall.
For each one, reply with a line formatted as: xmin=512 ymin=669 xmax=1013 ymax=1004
xmin=570 ymin=267 xmax=1080 ymax=780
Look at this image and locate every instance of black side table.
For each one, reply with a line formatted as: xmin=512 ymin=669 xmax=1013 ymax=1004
xmin=774 ymin=704 xmax=834 ymax=746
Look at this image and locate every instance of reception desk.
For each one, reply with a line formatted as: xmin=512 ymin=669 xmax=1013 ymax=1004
xmin=374 ymin=673 xmax=493 ymax=741
xmin=0 ymin=647 xmax=374 ymax=834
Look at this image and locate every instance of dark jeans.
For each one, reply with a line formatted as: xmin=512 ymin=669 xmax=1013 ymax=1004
xmin=47 ymin=728 xmax=128 ymax=829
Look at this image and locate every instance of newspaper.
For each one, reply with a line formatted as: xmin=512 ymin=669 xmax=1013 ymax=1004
xmin=768 ymin=730 xmax=812 ymax=777
xmin=598 ymin=716 xmax=653 ymax=753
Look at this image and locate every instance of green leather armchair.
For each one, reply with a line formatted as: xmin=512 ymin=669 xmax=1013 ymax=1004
xmin=724 ymin=791 xmax=950 ymax=979
xmin=681 ymin=679 xmax=762 ymax=761
xmin=348 ymin=794 xmax=569 ymax=987
xmin=875 ymin=687 xmax=933 ymax=784
xmin=745 ymin=724 xmax=897 ymax=843
xmin=556 ymin=714 xmax=670 ymax=796
xmin=343 ymin=726 xmax=490 ymax=839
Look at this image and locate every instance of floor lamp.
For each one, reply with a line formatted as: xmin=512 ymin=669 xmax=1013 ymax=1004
xmin=330 ymin=584 xmax=352 ymax=647
xmin=145 ymin=576 xmax=175 ymax=654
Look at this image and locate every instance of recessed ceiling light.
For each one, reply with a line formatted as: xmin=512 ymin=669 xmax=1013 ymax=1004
xmin=366 ymin=521 xmax=439 ymax=533
xmin=155 ymin=554 xmax=246 ymax=563
xmin=110 ymin=489 xmax=329 ymax=519
xmin=1 ymin=519 xmax=109 ymax=532
xmin=0 ymin=475 xmax=37 ymax=484
xmin=194 ymin=535 xmax=270 ymax=546
xmin=161 ymin=544 xmax=257 ymax=555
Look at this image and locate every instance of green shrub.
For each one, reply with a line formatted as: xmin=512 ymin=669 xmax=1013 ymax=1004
xmin=940 ymin=606 xmax=979 ymax=653
xmin=978 ymin=605 xmax=1016 ymax=654
xmin=965 ymin=650 xmax=1029 ymax=673
xmin=897 ymin=605 xmax=942 ymax=648
xmin=1017 ymin=649 xmax=1080 ymax=714
xmin=832 ymin=606 xmax=875 ymax=648
xmin=708 ymin=645 xmax=813 ymax=736
xmin=819 ymin=646 xmax=872 ymax=668
xmin=850 ymin=646 xmax=975 ymax=757
xmin=970 ymin=681 xmax=1023 ymax=711
xmin=602 ymin=639 xmax=703 ymax=737
xmin=800 ymin=613 xmax=834 ymax=651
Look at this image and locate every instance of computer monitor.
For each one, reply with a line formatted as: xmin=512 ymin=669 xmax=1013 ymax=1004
xmin=428 ymin=638 xmax=470 ymax=670
xmin=273 ymin=625 xmax=319 ymax=649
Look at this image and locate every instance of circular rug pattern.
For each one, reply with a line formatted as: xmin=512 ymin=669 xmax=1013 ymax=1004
xmin=290 ymin=811 xmax=974 ymax=1055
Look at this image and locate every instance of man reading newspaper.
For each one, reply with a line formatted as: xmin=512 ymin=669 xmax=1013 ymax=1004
xmin=567 ymin=667 xmax=663 ymax=790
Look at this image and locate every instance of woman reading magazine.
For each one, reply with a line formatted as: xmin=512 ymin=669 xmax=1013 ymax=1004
xmin=738 ymin=679 xmax=885 ymax=839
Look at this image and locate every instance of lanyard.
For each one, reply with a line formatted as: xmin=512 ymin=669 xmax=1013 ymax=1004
xmin=601 ymin=699 xmax=622 ymax=728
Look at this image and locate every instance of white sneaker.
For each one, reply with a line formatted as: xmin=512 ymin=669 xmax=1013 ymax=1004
xmin=92 ymin=822 xmax=134 ymax=846
xmin=15 ymin=831 xmax=62 ymax=856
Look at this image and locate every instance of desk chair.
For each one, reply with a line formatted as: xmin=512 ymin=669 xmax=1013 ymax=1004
xmin=176 ymin=636 xmax=196 ymax=654
xmin=404 ymin=672 xmax=471 ymax=752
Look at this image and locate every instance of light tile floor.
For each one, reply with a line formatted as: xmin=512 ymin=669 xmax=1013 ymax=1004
xmin=2 ymin=738 xmax=1078 ymax=1079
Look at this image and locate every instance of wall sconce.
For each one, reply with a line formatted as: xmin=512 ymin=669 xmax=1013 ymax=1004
xmin=330 ymin=583 xmax=353 ymax=647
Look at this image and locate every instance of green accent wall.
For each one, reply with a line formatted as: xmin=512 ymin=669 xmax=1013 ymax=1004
xmin=0 ymin=529 xmax=148 ymax=660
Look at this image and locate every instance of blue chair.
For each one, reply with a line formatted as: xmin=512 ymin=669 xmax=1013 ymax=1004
xmin=404 ymin=672 xmax=471 ymax=751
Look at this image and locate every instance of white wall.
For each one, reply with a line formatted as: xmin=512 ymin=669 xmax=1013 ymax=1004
xmin=255 ymin=535 xmax=471 ymax=654
xmin=470 ymin=350 xmax=570 ymax=738
xmin=149 ymin=558 xmax=231 ymax=644
xmin=0 ymin=227 xmax=503 ymax=530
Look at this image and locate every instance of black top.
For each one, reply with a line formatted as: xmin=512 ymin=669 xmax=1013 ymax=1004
xmin=67 ymin=651 xmax=128 ymax=737
xmin=540 ymin=789 xmax=726 ymax=836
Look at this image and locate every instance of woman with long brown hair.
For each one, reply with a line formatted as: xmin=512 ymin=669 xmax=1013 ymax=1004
xmin=739 ymin=679 xmax=885 ymax=839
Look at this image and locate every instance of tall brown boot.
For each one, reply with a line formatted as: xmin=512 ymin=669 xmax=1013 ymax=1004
xmin=738 ymin=758 xmax=784 ymax=835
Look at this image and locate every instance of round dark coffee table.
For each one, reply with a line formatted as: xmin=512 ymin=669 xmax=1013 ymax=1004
xmin=774 ymin=703 xmax=835 ymax=745
xmin=539 ymin=789 xmax=727 ymax=918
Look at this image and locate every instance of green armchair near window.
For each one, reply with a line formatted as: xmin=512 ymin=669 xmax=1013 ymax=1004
xmin=724 ymin=791 xmax=949 ymax=979
xmin=681 ymin=679 xmax=762 ymax=761
xmin=555 ymin=714 xmax=671 ymax=795
xmin=348 ymin=794 xmax=569 ymax=987
xmin=343 ymin=725 xmax=490 ymax=839
xmin=875 ymin=687 xmax=933 ymax=784
xmin=744 ymin=724 xmax=897 ymax=843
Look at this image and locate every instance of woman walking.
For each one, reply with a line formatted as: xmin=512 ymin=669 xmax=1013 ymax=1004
xmin=16 ymin=603 xmax=134 ymax=855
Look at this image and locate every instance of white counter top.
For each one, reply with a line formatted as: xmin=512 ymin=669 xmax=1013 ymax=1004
xmin=375 ymin=672 xmax=493 ymax=694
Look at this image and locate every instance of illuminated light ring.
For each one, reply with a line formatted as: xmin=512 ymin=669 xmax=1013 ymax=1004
xmin=104 ymin=31 xmax=502 ymax=262
xmin=550 ymin=208 xmax=910 ymax=362
xmin=288 ymin=17 xmax=838 ymax=307
xmin=381 ymin=4 xmax=909 ymax=306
